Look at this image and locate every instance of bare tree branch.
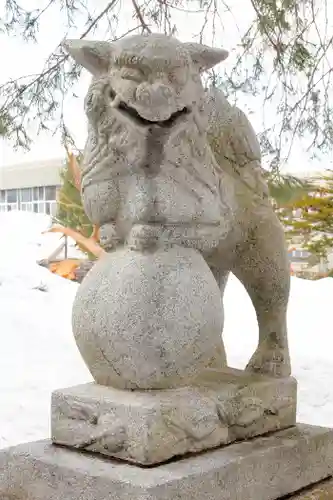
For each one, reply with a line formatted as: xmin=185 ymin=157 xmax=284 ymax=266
xmin=1 ymin=0 xmax=333 ymax=170
xmin=131 ymin=0 xmax=151 ymax=33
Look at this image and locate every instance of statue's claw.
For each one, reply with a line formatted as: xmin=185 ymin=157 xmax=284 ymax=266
xmin=245 ymin=342 xmax=291 ymax=378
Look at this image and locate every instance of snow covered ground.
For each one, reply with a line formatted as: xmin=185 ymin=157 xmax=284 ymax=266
xmin=1 ymin=211 xmax=333 ymax=450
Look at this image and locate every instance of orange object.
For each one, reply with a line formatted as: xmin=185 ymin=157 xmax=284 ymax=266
xmin=90 ymin=225 xmax=100 ymax=242
xmin=49 ymin=259 xmax=81 ymax=280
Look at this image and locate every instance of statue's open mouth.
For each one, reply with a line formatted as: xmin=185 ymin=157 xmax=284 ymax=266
xmin=117 ymin=101 xmax=191 ymax=128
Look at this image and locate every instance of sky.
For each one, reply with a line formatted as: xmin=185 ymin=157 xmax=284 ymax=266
xmin=0 ymin=0 xmax=332 ymax=174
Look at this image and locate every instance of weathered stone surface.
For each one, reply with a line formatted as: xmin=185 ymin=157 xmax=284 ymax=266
xmin=1 ymin=425 xmax=333 ymax=500
xmin=64 ymin=33 xmax=291 ymax=380
xmin=51 ymin=368 xmax=296 ymax=465
xmin=72 ymin=246 xmax=226 ymax=390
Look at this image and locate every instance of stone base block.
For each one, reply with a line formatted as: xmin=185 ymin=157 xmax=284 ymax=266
xmin=51 ymin=368 xmax=296 ymax=465
xmin=1 ymin=425 xmax=333 ymax=500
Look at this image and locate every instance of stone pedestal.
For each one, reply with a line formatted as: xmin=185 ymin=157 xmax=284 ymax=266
xmin=1 ymin=425 xmax=333 ymax=500
xmin=51 ymin=368 xmax=297 ymax=465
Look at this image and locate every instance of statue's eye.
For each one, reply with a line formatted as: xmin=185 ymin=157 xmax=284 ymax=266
xmin=120 ymin=67 xmax=144 ymax=82
xmin=109 ymin=87 xmax=117 ymax=100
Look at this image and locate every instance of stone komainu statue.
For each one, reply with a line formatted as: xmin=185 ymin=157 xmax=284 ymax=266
xmin=64 ymin=33 xmax=291 ymax=378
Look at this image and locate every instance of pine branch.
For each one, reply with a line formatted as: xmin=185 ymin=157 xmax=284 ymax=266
xmin=1 ymin=0 xmax=333 ymax=165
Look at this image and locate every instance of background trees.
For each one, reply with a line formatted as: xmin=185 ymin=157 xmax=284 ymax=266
xmin=286 ymin=172 xmax=333 ymax=260
xmin=2 ymin=1 xmax=333 ymax=270
xmin=56 ymin=150 xmax=92 ymax=241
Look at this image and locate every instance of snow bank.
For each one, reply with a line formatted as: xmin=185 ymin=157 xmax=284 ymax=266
xmin=0 ymin=212 xmax=90 ymax=449
xmin=1 ymin=211 xmax=333 ymax=450
xmin=223 ymin=274 xmax=333 ymax=427
xmin=0 ymin=210 xmax=85 ymax=268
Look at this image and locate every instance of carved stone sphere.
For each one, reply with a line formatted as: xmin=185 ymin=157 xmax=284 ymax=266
xmin=72 ymin=246 xmax=226 ymax=390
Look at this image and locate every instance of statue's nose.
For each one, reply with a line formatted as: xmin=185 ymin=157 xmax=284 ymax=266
xmin=135 ymin=83 xmax=174 ymax=120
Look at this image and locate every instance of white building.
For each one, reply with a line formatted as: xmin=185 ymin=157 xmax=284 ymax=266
xmin=0 ymin=158 xmax=64 ymax=216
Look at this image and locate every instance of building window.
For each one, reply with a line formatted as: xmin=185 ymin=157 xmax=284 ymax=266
xmin=290 ymin=249 xmax=311 ymax=260
xmin=7 ymin=189 xmax=17 ymax=203
xmin=45 ymin=186 xmax=56 ymax=201
xmin=50 ymin=202 xmax=57 ymax=217
xmin=21 ymin=202 xmax=33 ymax=212
xmin=7 ymin=203 xmax=18 ymax=211
xmin=38 ymin=203 xmax=45 ymax=213
xmin=20 ymin=188 xmax=32 ymax=202
xmin=0 ymin=185 xmax=59 ymax=215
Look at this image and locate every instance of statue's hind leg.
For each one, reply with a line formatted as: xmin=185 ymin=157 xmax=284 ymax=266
xmin=230 ymin=210 xmax=291 ymax=377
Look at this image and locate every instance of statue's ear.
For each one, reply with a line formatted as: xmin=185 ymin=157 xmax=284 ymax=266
xmin=62 ymin=39 xmax=112 ymax=76
xmin=184 ymin=42 xmax=228 ymax=72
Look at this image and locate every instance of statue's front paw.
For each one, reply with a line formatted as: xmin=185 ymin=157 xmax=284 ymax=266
xmin=245 ymin=345 xmax=291 ymax=378
xmin=99 ymin=223 xmax=122 ymax=250
xmin=127 ymin=224 xmax=162 ymax=251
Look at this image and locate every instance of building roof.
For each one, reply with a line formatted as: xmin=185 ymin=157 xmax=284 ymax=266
xmin=0 ymin=158 xmax=64 ymax=190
